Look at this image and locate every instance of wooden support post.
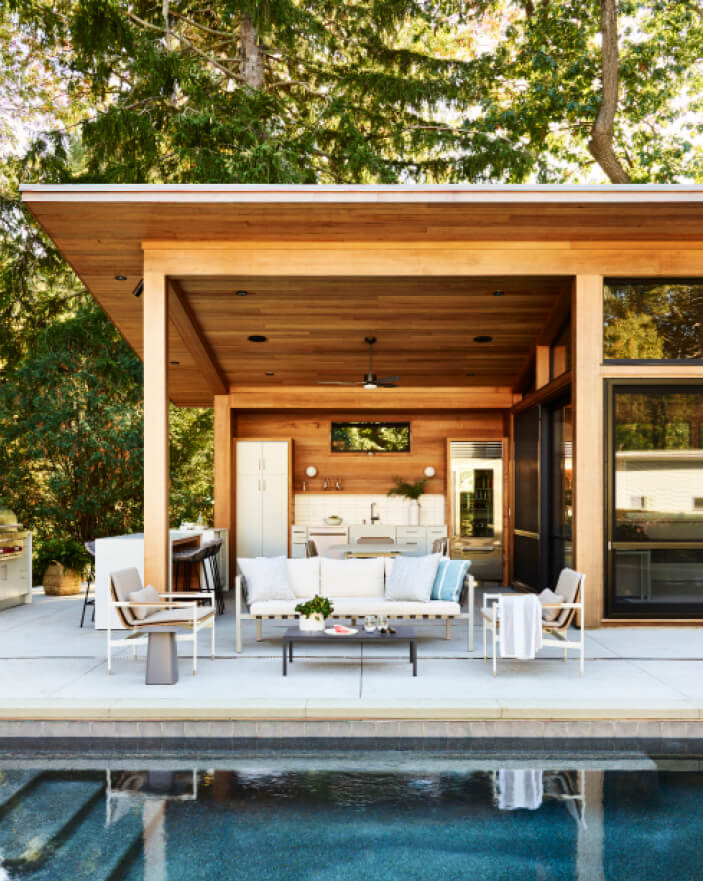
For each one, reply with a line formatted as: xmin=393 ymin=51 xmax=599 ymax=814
xmin=535 ymin=345 xmax=551 ymax=389
xmin=214 ymin=395 xmax=234 ymax=586
xmin=143 ymin=269 xmax=170 ymax=591
xmin=573 ymin=275 xmax=604 ymax=627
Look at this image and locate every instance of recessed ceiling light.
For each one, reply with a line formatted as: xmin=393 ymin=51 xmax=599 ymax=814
xmin=236 ymin=290 xmax=249 ymax=297
xmin=248 ymin=335 xmax=267 ymax=343
xmin=474 ymin=335 xmax=493 ymax=343
xmin=465 ymin=372 xmax=476 ymax=377
xmin=493 ymin=290 xmax=505 ymax=297
xmin=265 ymin=371 xmax=275 ymax=376
xmin=169 ymin=360 xmax=180 ymax=365
xmin=114 ymin=275 xmax=127 ymax=281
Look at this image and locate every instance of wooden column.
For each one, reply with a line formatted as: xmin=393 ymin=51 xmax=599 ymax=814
xmin=214 ymin=395 xmax=234 ymax=585
xmin=143 ymin=268 xmax=170 ymax=590
xmin=573 ymin=275 xmax=604 ymax=627
xmin=535 ymin=345 xmax=551 ymax=389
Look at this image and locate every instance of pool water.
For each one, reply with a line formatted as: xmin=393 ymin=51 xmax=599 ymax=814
xmin=0 ymin=756 xmax=701 ymax=880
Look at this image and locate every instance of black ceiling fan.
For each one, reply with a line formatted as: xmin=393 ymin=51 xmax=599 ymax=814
xmin=318 ymin=336 xmax=400 ymax=389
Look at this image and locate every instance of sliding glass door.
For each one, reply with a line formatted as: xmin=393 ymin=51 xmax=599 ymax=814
xmin=607 ymin=383 xmax=703 ymax=616
xmin=513 ymin=397 xmax=572 ymax=591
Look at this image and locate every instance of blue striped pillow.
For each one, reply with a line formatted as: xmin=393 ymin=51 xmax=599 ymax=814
xmin=431 ymin=559 xmax=470 ymax=603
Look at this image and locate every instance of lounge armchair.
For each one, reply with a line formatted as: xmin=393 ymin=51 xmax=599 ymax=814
xmin=108 ymin=567 xmax=215 ymax=675
xmin=481 ymin=568 xmax=585 ymax=675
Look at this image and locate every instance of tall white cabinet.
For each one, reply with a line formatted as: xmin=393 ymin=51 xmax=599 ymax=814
xmin=235 ymin=440 xmax=290 ymax=559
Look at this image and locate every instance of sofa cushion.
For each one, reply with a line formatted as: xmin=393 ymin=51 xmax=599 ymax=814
xmin=287 ymin=557 xmax=320 ymax=598
xmin=320 ymin=557 xmax=385 ymax=598
xmin=431 ymin=559 xmax=470 ymax=603
xmin=238 ymin=556 xmax=295 ymax=604
xmin=249 ymin=597 xmax=461 ymax=617
xmin=329 ymin=598 xmax=461 ymax=617
xmin=127 ymin=584 xmax=162 ymax=621
xmin=385 ymin=554 xmax=441 ymax=602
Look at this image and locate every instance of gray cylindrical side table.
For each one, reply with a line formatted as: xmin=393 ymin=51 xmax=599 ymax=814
xmin=143 ymin=627 xmax=181 ymax=685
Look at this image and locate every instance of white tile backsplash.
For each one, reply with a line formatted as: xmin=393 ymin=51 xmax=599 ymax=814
xmin=294 ymin=494 xmax=445 ymax=526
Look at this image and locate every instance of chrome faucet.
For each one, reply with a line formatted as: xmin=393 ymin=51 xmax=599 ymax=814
xmin=370 ymin=502 xmax=380 ymax=524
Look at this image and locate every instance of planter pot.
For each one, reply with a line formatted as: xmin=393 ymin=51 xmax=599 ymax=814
xmin=408 ymin=500 xmax=420 ymax=526
xmin=42 ymin=563 xmax=83 ymax=596
xmin=299 ymin=612 xmax=325 ymax=632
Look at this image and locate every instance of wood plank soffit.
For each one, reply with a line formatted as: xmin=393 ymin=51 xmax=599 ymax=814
xmin=167 ymin=279 xmax=228 ymax=396
xmin=228 ymin=385 xmax=513 ymax=410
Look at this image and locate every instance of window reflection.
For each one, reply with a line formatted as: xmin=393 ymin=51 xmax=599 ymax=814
xmin=614 ymin=390 xmax=703 ymax=541
xmin=604 ymin=281 xmax=703 ymax=361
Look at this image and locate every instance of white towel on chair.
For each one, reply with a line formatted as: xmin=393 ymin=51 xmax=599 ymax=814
xmin=497 ymin=769 xmax=543 ymax=810
xmin=498 ymin=594 xmax=543 ymax=659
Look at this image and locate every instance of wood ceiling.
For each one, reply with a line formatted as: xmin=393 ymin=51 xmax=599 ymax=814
xmin=178 ymin=274 xmax=567 ymax=391
xmin=24 ymin=185 xmax=703 ymax=406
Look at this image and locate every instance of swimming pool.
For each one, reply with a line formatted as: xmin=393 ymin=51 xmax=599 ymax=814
xmin=0 ymin=753 xmax=701 ymax=880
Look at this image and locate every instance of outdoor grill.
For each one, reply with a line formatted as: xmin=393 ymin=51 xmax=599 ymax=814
xmin=0 ymin=506 xmax=32 ymax=610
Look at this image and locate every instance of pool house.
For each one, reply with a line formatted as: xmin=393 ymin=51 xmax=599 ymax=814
xmin=20 ymin=183 xmax=703 ymax=628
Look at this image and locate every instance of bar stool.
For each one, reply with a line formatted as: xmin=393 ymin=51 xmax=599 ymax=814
xmin=199 ymin=541 xmax=225 ymax=615
xmin=171 ymin=546 xmax=201 ymax=592
xmin=80 ymin=540 xmax=96 ymax=628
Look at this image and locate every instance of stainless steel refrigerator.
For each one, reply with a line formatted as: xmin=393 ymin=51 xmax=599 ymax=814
xmin=449 ymin=441 xmax=504 ymax=582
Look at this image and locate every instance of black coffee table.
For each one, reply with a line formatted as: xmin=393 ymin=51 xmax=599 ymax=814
xmin=281 ymin=626 xmax=417 ymax=676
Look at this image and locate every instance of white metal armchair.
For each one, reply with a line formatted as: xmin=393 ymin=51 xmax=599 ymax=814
xmin=482 ymin=568 xmax=585 ymax=675
xmin=108 ymin=567 xmax=215 ymax=675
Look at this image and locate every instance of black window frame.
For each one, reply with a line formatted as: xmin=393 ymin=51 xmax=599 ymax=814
xmin=605 ymin=379 xmax=703 ymax=619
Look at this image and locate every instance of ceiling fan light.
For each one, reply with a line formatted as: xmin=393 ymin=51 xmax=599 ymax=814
xmin=364 ymin=382 xmax=377 ymax=390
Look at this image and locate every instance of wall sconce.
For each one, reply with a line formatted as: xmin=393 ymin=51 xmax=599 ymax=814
xmin=423 ymin=466 xmax=436 ymax=478
xmin=305 ymin=466 xmax=318 ymax=478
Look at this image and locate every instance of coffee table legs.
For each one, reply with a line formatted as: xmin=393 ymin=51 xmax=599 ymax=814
xmin=282 ymin=637 xmax=417 ymax=676
xmin=146 ymin=632 xmax=178 ymax=685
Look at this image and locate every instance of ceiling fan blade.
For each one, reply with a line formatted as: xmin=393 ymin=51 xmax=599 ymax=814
xmin=317 ymin=380 xmax=364 ymax=385
xmin=377 ymin=382 xmax=398 ymax=388
xmin=378 ymin=376 xmax=400 ymax=384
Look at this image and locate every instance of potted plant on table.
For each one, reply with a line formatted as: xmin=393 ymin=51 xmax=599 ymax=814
xmin=35 ymin=537 xmax=91 ymax=596
xmin=295 ymin=595 xmax=334 ymax=632
xmin=387 ymin=476 xmax=428 ymax=525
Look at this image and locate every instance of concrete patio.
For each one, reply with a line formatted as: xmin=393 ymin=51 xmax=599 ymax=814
xmin=1 ymin=589 xmax=703 ymax=742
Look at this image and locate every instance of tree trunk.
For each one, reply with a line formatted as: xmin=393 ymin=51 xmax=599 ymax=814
xmin=239 ymin=15 xmax=265 ymax=90
xmin=588 ymin=0 xmax=631 ymax=183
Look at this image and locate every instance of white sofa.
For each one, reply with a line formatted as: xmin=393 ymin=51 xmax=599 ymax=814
xmin=235 ymin=556 xmax=475 ymax=653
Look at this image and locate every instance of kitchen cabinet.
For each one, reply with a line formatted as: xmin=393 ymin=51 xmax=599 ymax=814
xmin=236 ymin=440 xmax=290 ymax=559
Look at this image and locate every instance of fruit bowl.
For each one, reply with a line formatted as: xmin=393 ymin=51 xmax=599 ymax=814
xmin=324 ymin=515 xmax=343 ymax=525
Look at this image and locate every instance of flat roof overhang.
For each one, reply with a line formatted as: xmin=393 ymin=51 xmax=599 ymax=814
xmin=20 ymin=184 xmax=703 ymax=406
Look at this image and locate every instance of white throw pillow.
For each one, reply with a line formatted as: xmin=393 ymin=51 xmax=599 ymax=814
xmin=128 ymin=584 xmax=162 ymax=621
xmin=385 ymin=554 xmax=441 ymax=603
xmin=238 ymin=557 xmax=294 ymax=604
xmin=287 ymin=557 xmax=320 ymax=598
xmin=538 ymin=587 xmax=565 ymax=622
xmin=320 ymin=557 xmax=385 ymax=598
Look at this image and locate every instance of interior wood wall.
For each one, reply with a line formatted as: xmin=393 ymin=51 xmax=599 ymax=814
xmin=234 ymin=409 xmax=509 ymax=494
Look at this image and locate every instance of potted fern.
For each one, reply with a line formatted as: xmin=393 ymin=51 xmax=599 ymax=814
xmin=387 ymin=476 xmax=428 ymax=525
xmin=35 ymin=537 xmax=91 ymax=596
xmin=295 ymin=595 xmax=334 ymax=632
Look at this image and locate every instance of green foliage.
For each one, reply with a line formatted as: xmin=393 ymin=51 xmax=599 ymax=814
xmin=0 ymin=304 xmax=144 ymax=556
xmin=169 ymin=406 xmax=214 ymax=526
xmin=387 ymin=476 xmax=428 ymax=500
xmin=34 ymin=536 xmax=91 ymax=578
xmin=295 ymin=595 xmax=335 ymax=618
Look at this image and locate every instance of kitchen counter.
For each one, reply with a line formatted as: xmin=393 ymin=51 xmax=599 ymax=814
xmin=95 ymin=528 xmax=228 ymax=630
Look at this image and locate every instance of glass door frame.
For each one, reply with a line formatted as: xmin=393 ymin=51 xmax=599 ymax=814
xmin=605 ymin=378 xmax=703 ymax=619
